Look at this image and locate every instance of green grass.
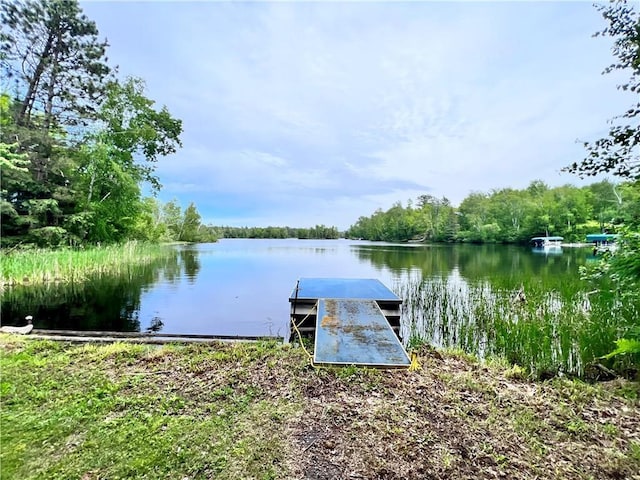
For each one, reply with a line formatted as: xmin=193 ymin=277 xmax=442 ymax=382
xmin=1 ymin=241 xmax=173 ymax=286
xmin=1 ymin=337 xmax=639 ymax=480
xmin=0 ymin=339 xmax=303 ymax=480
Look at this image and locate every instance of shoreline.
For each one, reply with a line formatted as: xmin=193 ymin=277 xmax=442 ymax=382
xmin=1 ymin=336 xmax=639 ymax=479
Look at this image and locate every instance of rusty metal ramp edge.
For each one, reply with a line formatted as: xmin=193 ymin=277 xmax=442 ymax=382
xmin=313 ymin=298 xmax=410 ymax=368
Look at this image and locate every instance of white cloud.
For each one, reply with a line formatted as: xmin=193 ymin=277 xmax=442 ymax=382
xmin=81 ymin=0 xmax=629 ymax=229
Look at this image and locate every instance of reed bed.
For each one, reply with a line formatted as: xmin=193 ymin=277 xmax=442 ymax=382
xmin=1 ymin=242 xmax=173 ymax=287
xmin=397 ymin=274 xmax=632 ymax=378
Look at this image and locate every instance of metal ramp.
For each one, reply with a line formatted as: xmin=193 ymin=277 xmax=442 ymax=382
xmin=314 ymin=298 xmax=410 ymax=368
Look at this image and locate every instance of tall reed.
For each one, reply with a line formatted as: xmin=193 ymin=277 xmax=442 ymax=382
xmin=397 ymin=274 xmax=629 ymax=378
xmin=1 ymin=242 xmax=173 ymax=286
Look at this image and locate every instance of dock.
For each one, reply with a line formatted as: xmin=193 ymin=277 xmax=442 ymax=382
xmin=289 ymin=278 xmax=410 ymax=368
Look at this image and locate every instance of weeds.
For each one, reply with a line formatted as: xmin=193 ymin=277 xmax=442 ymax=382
xmin=398 ymin=275 xmax=637 ymax=378
xmin=1 ymin=241 xmax=172 ymax=286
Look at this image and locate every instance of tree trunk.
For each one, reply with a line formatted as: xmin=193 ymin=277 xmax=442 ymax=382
xmin=17 ymin=30 xmax=55 ymax=126
xmin=43 ymin=33 xmax=62 ymax=132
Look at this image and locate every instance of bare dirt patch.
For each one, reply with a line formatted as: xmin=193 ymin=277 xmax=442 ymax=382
xmin=2 ymin=338 xmax=638 ymax=479
xmin=286 ymin=347 xmax=640 ymax=480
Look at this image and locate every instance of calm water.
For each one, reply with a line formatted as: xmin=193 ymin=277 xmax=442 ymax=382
xmin=3 ymin=239 xmax=590 ymax=335
xmin=2 ymin=239 xmax=628 ymax=375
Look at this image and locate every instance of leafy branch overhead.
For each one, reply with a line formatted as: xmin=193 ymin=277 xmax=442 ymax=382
xmin=96 ymin=78 xmax=183 ymax=192
xmin=565 ymin=0 xmax=640 ymax=180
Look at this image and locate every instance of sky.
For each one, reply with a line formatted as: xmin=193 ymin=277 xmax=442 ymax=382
xmin=81 ymin=0 xmax=634 ymax=230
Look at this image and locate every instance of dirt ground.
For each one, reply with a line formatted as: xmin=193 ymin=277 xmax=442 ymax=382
xmin=2 ymin=338 xmax=638 ymax=479
xmin=285 ymin=347 xmax=640 ymax=480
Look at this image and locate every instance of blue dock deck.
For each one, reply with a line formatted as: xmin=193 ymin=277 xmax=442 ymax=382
xmin=291 ymin=277 xmax=402 ymax=303
xmin=314 ymin=298 xmax=410 ymax=367
xmin=289 ymin=278 xmax=409 ymax=367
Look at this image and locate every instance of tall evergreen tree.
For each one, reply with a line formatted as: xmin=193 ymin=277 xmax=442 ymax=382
xmin=0 ymin=0 xmax=112 ymax=246
xmin=1 ymin=0 xmax=111 ymax=129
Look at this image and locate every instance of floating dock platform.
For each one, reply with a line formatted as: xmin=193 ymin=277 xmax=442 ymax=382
xmin=289 ymin=278 xmax=402 ymax=337
xmin=289 ymin=278 xmax=409 ymax=367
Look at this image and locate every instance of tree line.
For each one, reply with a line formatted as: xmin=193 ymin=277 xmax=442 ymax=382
xmin=215 ymin=225 xmax=340 ymax=240
xmin=0 ymin=0 xmax=215 ymax=247
xmin=346 ymin=179 xmax=640 ymax=244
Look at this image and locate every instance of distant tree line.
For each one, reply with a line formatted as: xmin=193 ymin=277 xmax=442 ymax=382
xmin=216 ymin=224 xmax=340 ymax=240
xmin=346 ymin=179 xmax=640 ymax=244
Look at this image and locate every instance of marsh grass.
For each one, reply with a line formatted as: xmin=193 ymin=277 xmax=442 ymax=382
xmin=398 ymin=274 xmax=636 ymax=378
xmin=1 ymin=242 xmax=172 ymax=286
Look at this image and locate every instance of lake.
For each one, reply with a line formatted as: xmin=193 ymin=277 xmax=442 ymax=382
xmin=2 ymin=239 xmax=617 ymax=375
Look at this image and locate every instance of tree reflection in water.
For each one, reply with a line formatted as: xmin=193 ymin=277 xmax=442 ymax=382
xmin=1 ymin=245 xmax=202 ymax=333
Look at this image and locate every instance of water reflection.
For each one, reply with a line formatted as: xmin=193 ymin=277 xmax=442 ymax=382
xmin=354 ymin=243 xmax=583 ymax=289
xmin=1 ymin=246 xmax=201 ymax=333
xmin=531 ymin=247 xmax=563 ymax=256
xmin=2 ymin=240 xmax=622 ymax=377
xmin=181 ymin=246 xmax=201 ymax=282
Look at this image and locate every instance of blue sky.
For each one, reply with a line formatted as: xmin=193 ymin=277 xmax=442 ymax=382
xmin=82 ymin=0 xmax=633 ymax=230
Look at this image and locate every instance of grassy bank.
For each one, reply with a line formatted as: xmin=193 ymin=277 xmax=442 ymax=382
xmin=1 ymin=337 xmax=639 ymax=479
xmin=0 ymin=242 xmax=173 ymax=286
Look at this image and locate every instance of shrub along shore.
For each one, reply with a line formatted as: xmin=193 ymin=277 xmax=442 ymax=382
xmin=1 ymin=336 xmax=638 ymax=479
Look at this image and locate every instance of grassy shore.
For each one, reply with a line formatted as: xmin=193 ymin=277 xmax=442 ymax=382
xmin=1 ymin=336 xmax=639 ymax=479
xmin=0 ymin=242 xmax=172 ymax=286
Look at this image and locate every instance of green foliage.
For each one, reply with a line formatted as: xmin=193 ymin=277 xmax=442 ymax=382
xmin=162 ymin=199 xmax=183 ymax=240
xmin=28 ymin=226 xmax=69 ymax=247
xmin=0 ymin=241 xmax=173 ymax=285
xmin=580 ymin=225 xmax=640 ymax=370
xmin=1 ymin=0 xmax=112 ymax=128
xmin=0 ymin=3 xmax=185 ymax=248
xmin=602 ymin=338 xmax=640 ymax=359
xmin=347 ymin=179 xmax=638 ymax=244
xmin=218 ymin=224 xmax=340 ymax=239
xmin=130 ymin=197 xmax=167 ymax=242
xmin=0 ymin=142 xmax=31 ymax=238
xmin=0 ymin=141 xmax=29 ymax=174
xmin=97 ymin=77 xmax=183 ymax=192
xmin=561 ymin=1 xmax=640 ymax=365
xmin=158 ymin=199 xmax=217 ymax=243
xmin=348 ymin=198 xmax=456 ymax=242
xmin=181 ymin=202 xmax=202 ymax=242
xmin=564 ymin=0 xmax=640 ymax=180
